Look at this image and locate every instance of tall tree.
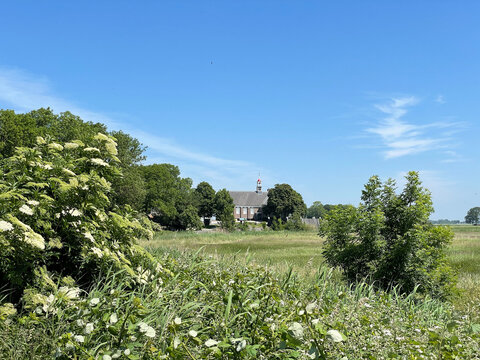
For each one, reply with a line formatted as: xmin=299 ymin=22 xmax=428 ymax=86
xmin=465 ymin=207 xmax=480 ymax=225
xmin=141 ymin=163 xmax=198 ymax=230
xmin=213 ymin=189 xmax=235 ymax=231
xmin=264 ymin=184 xmax=306 ymax=222
xmin=194 ymin=182 xmax=216 ymax=222
xmin=306 ymin=201 xmax=326 ymax=219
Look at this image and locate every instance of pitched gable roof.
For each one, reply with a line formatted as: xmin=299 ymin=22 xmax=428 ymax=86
xmin=228 ymin=191 xmax=268 ymax=207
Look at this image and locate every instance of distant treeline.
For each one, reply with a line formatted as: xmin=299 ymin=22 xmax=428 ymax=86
xmin=430 ymin=219 xmax=462 ymax=225
xmin=305 ymin=201 xmax=351 ymax=219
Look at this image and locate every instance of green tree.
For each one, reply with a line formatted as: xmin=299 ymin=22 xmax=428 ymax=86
xmin=306 ymin=201 xmax=326 ymax=218
xmin=194 ymin=181 xmax=216 ymax=225
xmin=320 ymin=172 xmax=456 ymax=299
xmin=465 ymin=207 xmax=480 ymax=225
xmin=264 ymin=184 xmax=306 ymax=223
xmin=109 ymin=131 xmax=147 ymax=210
xmin=141 ymin=164 xmax=197 ymax=230
xmin=213 ymin=189 xmax=235 ymax=231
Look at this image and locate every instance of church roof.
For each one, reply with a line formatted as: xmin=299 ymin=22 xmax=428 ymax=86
xmin=228 ymin=191 xmax=268 ymax=207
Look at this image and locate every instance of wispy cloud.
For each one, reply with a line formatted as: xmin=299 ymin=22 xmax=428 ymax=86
xmin=435 ymin=95 xmax=445 ymax=104
xmin=366 ymin=96 xmax=461 ymax=159
xmin=0 ymin=67 xmax=260 ymax=189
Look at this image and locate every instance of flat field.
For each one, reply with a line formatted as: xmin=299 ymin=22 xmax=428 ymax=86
xmin=141 ymin=225 xmax=480 ymax=308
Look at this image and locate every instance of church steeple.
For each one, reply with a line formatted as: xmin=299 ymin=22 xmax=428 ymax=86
xmin=256 ymin=177 xmax=262 ymax=193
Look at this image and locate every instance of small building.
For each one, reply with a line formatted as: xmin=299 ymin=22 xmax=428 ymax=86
xmin=229 ymin=179 xmax=268 ymax=221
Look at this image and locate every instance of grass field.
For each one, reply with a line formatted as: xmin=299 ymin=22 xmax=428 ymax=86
xmin=140 ymin=225 xmax=480 ymax=309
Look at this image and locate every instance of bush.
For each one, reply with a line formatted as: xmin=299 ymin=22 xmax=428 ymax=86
xmin=320 ymin=171 xmax=456 ymax=299
xmin=0 ymin=134 xmax=154 ymax=302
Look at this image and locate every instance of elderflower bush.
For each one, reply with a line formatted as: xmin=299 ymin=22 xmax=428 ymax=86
xmin=0 ymin=134 xmax=154 ymax=300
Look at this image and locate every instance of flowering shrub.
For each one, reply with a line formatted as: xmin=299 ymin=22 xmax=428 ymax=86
xmin=0 ymin=134 xmax=154 ymax=301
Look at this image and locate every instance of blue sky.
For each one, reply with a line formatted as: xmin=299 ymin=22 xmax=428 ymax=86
xmin=1 ymin=1 xmax=479 ymax=219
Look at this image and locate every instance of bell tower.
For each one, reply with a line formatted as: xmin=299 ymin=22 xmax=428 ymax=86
xmin=256 ymin=177 xmax=262 ymax=193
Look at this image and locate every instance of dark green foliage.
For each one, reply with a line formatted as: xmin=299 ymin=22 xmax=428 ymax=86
xmin=306 ymin=202 xmax=351 ymax=219
xmin=320 ymin=171 xmax=456 ymax=299
xmin=0 ymin=108 xmax=108 ymax=159
xmin=465 ymin=207 xmax=480 ymax=225
xmin=111 ymin=166 xmax=146 ymax=211
xmin=193 ymin=181 xmax=215 ymax=219
xmin=306 ymin=201 xmax=326 ymax=219
xmin=142 ymin=164 xmax=199 ymax=230
xmin=264 ymin=183 xmax=306 ymax=223
xmin=213 ymin=189 xmax=235 ymax=231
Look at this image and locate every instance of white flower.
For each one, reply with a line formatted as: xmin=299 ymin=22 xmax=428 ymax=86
xmin=288 ymin=322 xmax=304 ymax=339
xmin=73 ymin=335 xmax=84 ymax=343
xmin=85 ymin=323 xmax=94 ymax=334
xmin=205 ymin=339 xmax=219 ymax=347
xmin=326 ymin=330 xmax=344 ymax=343
xmin=174 ymin=317 xmax=182 ymax=325
xmin=0 ymin=220 xmax=14 ymax=232
xmin=84 ymin=232 xmax=95 ymax=243
xmin=24 ymin=231 xmax=45 ymax=250
xmin=298 ymin=310 xmax=305 ymax=316
xmin=188 ymin=330 xmax=198 ymax=337
xmin=84 ymin=147 xmax=100 ymax=153
xmin=124 ymin=349 xmax=131 ymax=356
xmin=94 ymin=133 xmax=110 ymax=141
xmin=19 ymin=204 xmax=34 ymax=215
xmin=311 ymin=318 xmax=320 ymax=325
xmin=59 ymin=286 xmax=81 ymax=299
xmin=138 ymin=322 xmax=156 ymax=338
xmin=236 ymin=339 xmax=247 ymax=352
xmin=228 ymin=279 xmax=235 ymax=285
xmin=110 ymin=313 xmax=118 ymax=324
xmin=103 ymin=355 xmax=112 ymax=360
xmin=27 ymin=200 xmax=40 ymax=206
xmin=40 ymin=163 xmax=53 ymax=170
xmin=112 ymin=350 xmax=122 ymax=359
xmin=90 ymin=158 xmax=109 ymax=167
xmin=64 ymin=142 xmax=79 ymax=150
xmin=48 ymin=143 xmax=64 ymax=151
xmin=364 ymin=303 xmax=372 ymax=308
xmin=89 ymin=298 xmax=100 ymax=306
xmin=212 ymin=280 xmax=216 ymax=286
xmin=67 ymin=208 xmax=82 ymax=217
xmin=306 ymin=302 xmax=316 ymax=314
xmin=383 ymin=329 xmax=392 ymax=336
xmin=62 ymin=168 xmax=76 ymax=177
xmin=36 ymin=136 xmax=46 ymax=144
xmin=91 ymin=247 xmax=103 ymax=258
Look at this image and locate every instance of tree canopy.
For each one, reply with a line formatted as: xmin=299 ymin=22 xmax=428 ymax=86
xmin=264 ymin=184 xmax=306 ymax=222
xmin=320 ymin=172 xmax=455 ymax=299
xmin=465 ymin=207 xmax=480 ymax=225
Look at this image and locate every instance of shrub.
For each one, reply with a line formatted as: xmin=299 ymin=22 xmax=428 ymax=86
xmin=0 ymin=134 xmax=154 ymax=301
xmin=320 ymin=171 xmax=456 ymax=299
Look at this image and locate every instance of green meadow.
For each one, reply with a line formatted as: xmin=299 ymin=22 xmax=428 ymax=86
xmin=141 ymin=225 xmax=480 ymax=309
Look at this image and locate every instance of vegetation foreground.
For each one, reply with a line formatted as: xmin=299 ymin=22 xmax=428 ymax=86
xmin=1 ymin=229 xmax=479 ymax=359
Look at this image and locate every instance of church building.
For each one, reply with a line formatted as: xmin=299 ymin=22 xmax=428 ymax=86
xmin=228 ymin=179 xmax=268 ymax=221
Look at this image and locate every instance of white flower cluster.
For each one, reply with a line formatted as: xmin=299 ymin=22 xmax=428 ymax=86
xmin=91 ymin=247 xmax=103 ymax=258
xmin=19 ymin=204 xmax=34 ymax=215
xmin=62 ymin=168 xmax=76 ymax=177
xmin=64 ymin=142 xmax=80 ymax=150
xmin=84 ymin=147 xmax=100 ymax=153
xmin=90 ymin=158 xmax=109 ymax=167
xmin=138 ymin=322 xmax=156 ymax=338
xmin=27 ymin=200 xmax=40 ymax=206
xmin=48 ymin=143 xmax=64 ymax=151
xmin=59 ymin=286 xmax=81 ymax=300
xmin=0 ymin=220 xmax=14 ymax=232
xmin=24 ymin=231 xmax=45 ymax=250
xmin=84 ymin=232 xmax=95 ymax=243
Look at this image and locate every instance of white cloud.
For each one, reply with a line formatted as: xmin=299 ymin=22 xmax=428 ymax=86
xmin=0 ymin=67 xmax=261 ymax=189
xmin=367 ymin=96 xmax=461 ymax=159
xmin=435 ymin=95 xmax=445 ymax=104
